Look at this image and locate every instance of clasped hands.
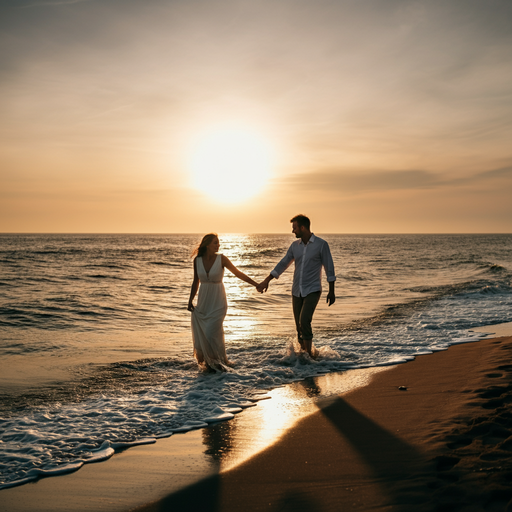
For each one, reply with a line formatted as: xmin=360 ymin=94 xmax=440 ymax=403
xmin=256 ymin=278 xmax=270 ymax=293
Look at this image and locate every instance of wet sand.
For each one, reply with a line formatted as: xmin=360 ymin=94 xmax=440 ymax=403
xmin=3 ymin=335 xmax=512 ymax=511
xmin=135 ymin=336 xmax=512 ymax=512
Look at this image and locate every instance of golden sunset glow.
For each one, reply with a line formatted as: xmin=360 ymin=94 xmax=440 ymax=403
xmin=1 ymin=1 xmax=511 ymax=233
xmin=188 ymin=127 xmax=274 ymax=203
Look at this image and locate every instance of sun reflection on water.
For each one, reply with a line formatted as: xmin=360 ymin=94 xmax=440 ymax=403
xmin=202 ymin=366 xmax=390 ymax=472
xmin=219 ymin=233 xmax=294 ymax=339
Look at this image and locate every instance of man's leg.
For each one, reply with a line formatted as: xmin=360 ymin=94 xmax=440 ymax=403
xmin=292 ymin=294 xmax=305 ymax=350
xmin=299 ymin=291 xmax=321 ymax=356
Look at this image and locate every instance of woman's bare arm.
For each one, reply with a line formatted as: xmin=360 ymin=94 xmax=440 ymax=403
xmin=221 ymin=255 xmax=258 ymax=288
xmin=188 ymin=258 xmax=199 ymax=311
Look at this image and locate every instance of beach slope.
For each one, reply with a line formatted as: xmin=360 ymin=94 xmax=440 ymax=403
xmin=136 ymin=336 xmax=512 ymax=512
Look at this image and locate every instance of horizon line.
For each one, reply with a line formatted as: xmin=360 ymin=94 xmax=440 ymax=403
xmin=1 ymin=232 xmax=511 ymax=236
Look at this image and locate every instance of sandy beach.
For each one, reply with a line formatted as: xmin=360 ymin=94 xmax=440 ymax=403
xmin=133 ymin=335 xmax=512 ymax=512
xmin=3 ymin=334 xmax=512 ymax=512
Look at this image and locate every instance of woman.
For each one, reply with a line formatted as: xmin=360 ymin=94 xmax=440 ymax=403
xmin=188 ymin=233 xmax=258 ymax=371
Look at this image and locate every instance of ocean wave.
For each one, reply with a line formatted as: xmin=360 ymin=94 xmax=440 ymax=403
xmin=481 ymin=262 xmax=508 ymax=274
xmin=86 ymin=274 xmax=128 ymax=280
xmin=23 ymin=276 xmax=63 ymax=284
xmin=30 ymin=249 xmax=87 ymax=255
xmin=251 ymin=247 xmax=286 ymax=258
xmin=147 ymin=261 xmax=182 ymax=267
xmin=476 ymin=261 xmax=510 ymax=275
xmin=85 ymin=263 xmax=134 ymax=270
xmin=0 ymin=303 xmax=132 ymax=330
xmin=1 ymin=233 xmax=512 ymax=490
xmin=407 ymin=277 xmax=511 ymax=298
xmin=0 ymin=341 xmax=45 ymax=356
xmin=147 ymin=285 xmax=175 ymax=291
xmin=340 ymin=271 xmax=375 ymax=282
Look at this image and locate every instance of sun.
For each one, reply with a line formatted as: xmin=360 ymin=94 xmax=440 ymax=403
xmin=187 ymin=126 xmax=274 ymax=203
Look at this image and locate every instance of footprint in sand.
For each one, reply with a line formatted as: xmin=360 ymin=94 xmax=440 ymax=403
xmin=446 ymin=436 xmax=473 ymax=449
xmin=433 ymin=455 xmax=461 ymax=471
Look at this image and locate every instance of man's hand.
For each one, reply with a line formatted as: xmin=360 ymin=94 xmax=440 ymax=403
xmin=257 ymin=275 xmax=274 ymax=293
xmin=326 ymin=291 xmax=335 ymax=306
xmin=256 ymin=281 xmax=269 ymax=293
xmin=257 ymin=275 xmax=273 ymax=293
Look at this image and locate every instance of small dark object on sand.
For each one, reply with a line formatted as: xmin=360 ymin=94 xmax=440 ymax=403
xmin=398 ymin=386 xmax=408 ymax=391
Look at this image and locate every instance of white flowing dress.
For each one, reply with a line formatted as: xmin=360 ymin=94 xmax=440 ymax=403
xmin=191 ymin=254 xmax=229 ymax=370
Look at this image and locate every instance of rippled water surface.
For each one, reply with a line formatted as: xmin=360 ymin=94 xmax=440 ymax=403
xmin=1 ymin=233 xmax=512 ymax=488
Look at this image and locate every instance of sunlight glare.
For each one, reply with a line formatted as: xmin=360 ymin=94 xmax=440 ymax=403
xmin=188 ymin=127 xmax=274 ymax=203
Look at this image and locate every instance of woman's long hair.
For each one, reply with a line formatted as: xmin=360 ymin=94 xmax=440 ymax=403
xmin=191 ymin=233 xmax=218 ymax=258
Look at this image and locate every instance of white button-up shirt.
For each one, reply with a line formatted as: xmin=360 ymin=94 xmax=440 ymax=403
xmin=270 ymin=234 xmax=336 ymax=297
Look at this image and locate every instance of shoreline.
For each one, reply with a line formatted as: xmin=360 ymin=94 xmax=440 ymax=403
xmin=2 ymin=329 xmax=512 ymax=511
xmin=0 ymin=365 xmax=391 ymax=511
xmin=135 ymin=335 xmax=512 ymax=512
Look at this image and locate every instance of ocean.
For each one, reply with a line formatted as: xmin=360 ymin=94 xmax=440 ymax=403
xmin=1 ymin=233 xmax=512 ymax=489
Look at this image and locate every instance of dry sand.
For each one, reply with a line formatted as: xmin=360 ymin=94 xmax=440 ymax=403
xmin=3 ymin=336 xmax=512 ymax=512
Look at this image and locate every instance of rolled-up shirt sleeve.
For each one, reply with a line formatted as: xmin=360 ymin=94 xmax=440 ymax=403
xmin=322 ymin=242 xmax=336 ymax=282
xmin=271 ymin=245 xmax=294 ymax=279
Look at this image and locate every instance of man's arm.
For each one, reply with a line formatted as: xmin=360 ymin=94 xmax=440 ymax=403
xmin=326 ymin=280 xmax=335 ymax=306
xmin=322 ymin=241 xmax=336 ymax=306
xmin=257 ymin=244 xmax=295 ymax=293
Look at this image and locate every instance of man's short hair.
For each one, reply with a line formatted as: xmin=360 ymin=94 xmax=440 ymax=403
xmin=290 ymin=214 xmax=311 ymax=230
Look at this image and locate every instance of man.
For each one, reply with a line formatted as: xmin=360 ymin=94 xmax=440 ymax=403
xmin=257 ymin=214 xmax=336 ymax=357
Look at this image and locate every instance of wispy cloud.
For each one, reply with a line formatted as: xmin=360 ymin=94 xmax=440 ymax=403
xmin=286 ymin=165 xmax=512 ymax=195
xmin=457 ymin=166 xmax=512 ymax=186
xmin=20 ymin=0 xmax=91 ymax=8
xmin=287 ymin=170 xmax=439 ymax=194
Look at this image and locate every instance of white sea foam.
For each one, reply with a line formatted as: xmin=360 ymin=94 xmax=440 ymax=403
xmin=203 ymin=411 xmax=235 ymax=423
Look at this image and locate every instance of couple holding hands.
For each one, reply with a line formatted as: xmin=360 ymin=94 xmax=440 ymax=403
xmin=188 ymin=214 xmax=336 ymax=371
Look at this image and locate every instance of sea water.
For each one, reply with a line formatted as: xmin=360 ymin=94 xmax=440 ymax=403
xmin=1 ymin=233 xmax=511 ymax=489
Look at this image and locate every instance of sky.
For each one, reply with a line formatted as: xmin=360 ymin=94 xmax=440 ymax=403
xmin=1 ymin=0 xmax=511 ymax=233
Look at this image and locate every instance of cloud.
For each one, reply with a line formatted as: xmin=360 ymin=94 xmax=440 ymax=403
xmin=286 ymin=165 xmax=512 ymax=195
xmin=286 ymin=169 xmax=438 ymax=194
xmin=456 ymin=166 xmax=512 ymax=187
xmin=20 ymin=0 xmax=90 ymax=7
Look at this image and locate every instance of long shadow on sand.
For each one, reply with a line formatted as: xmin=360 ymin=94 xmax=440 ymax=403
xmin=320 ymin=396 xmax=428 ymax=481
xmin=134 ymin=393 xmax=433 ymax=512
